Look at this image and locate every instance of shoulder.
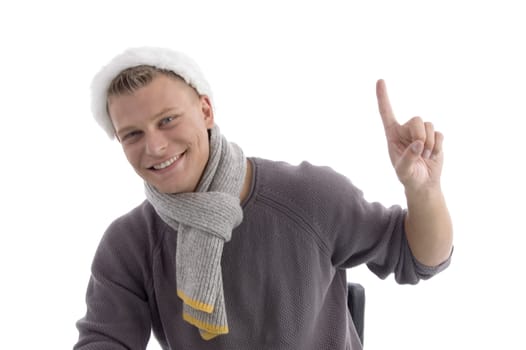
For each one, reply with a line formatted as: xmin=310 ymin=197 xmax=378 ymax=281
xmin=250 ymin=157 xmax=367 ymax=234
xmin=88 ymin=200 xmax=167 ymax=300
xmin=108 ymin=200 xmax=164 ymax=235
xmin=96 ymin=200 xmax=168 ymax=263
xmin=249 ymin=157 xmax=369 ymax=256
xmin=252 ymin=157 xmax=363 ymax=208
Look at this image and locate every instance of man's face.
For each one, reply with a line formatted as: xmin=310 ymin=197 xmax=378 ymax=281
xmin=108 ymin=74 xmax=214 ymax=194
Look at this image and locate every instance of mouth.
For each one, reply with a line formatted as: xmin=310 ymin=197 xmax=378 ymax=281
xmin=149 ymin=152 xmax=185 ymax=171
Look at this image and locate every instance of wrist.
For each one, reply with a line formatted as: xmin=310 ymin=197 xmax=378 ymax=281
xmin=404 ymin=183 xmax=442 ymax=201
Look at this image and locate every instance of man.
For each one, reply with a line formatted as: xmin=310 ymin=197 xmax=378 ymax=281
xmin=75 ymin=47 xmax=453 ymax=349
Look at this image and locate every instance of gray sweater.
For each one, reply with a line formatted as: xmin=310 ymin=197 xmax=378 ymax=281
xmin=75 ymin=157 xmax=451 ymax=349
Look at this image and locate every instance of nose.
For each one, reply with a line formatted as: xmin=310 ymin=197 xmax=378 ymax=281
xmin=144 ymin=131 xmax=168 ymax=157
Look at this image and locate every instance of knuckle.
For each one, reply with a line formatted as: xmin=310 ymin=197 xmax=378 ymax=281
xmin=409 ymin=116 xmax=424 ymax=124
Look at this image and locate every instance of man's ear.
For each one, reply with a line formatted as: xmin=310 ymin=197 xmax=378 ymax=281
xmin=200 ymin=95 xmax=214 ymax=128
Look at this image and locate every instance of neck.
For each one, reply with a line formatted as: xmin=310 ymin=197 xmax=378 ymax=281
xmin=239 ymin=159 xmax=253 ymax=203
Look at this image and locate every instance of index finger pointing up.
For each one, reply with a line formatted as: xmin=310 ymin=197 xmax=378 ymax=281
xmin=376 ymin=79 xmax=398 ymax=130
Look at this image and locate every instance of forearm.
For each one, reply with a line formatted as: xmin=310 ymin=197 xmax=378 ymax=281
xmin=404 ymin=185 xmax=453 ymax=267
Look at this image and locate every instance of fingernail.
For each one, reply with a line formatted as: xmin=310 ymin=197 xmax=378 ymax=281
xmin=423 ymin=149 xmax=432 ymax=159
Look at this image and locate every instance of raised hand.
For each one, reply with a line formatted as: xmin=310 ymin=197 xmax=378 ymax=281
xmin=376 ymin=79 xmax=444 ymax=192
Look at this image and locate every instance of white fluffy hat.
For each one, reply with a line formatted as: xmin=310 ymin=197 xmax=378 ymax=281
xmin=91 ymin=47 xmax=213 ymax=139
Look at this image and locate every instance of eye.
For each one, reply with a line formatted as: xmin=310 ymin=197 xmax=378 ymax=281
xmin=159 ymin=115 xmax=177 ymax=126
xmin=122 ymin=130 xmax=142 ymax=142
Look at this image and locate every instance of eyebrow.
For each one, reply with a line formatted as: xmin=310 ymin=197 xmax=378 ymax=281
xmin=116 ymin=107 xmax=180 ymax=138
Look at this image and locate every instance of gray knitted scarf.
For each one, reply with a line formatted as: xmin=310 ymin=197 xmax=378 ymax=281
xmin=145 ymin=124 xmax=246 ymax=340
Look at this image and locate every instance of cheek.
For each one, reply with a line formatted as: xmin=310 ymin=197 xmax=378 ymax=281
xmin=122 ymin=146 xmax=141 ymax=168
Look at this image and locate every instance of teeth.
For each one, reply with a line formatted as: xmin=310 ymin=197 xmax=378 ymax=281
xmin=153 ymin=155 xmax=180 ymax=170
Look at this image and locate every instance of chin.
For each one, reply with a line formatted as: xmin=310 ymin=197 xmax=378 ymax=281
xmin=153 ymin=182 xmax=188 ymax=195
xmin=153 ymin=184 xmax=178 ymax=194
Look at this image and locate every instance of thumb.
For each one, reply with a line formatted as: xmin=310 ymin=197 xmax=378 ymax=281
xmin=396 ymin=141 xmax=423 ymax=176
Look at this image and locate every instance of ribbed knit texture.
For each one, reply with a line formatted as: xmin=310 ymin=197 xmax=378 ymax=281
xmin=145 ymin=124 xmax=246 ymax=339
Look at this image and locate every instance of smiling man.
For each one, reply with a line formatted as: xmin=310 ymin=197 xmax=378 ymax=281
xmin=108 ymin=70 xmax=240 ymax=196
xmin=74 ymin=47 xmax=453 ymax=350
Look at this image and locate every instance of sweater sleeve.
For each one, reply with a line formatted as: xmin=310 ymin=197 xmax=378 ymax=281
xmin=324 ymin=170 xmax=451 ymax=284
xmin=74 ymin=208 xmax=154 ymax=349
xmin=273 ymin=161 xmax=451 ymax=284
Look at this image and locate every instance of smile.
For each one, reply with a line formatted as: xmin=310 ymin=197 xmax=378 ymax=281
xmin=151 ymin=153 xmax=184 ymax=170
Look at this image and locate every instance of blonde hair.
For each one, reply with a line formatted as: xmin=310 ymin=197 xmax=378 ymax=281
xmin=107 ymin=65 xmax=184 ymax=97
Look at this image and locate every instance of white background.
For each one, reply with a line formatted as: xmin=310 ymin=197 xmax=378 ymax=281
xmin=1 ymin=1 xmax=525 ymax=349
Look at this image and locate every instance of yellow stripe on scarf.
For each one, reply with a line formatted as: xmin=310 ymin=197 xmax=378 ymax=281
xmin=182 ymin=312 xmax=229 ymax=340
xmin=177 ymin=289 xmax=214 ymax=313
